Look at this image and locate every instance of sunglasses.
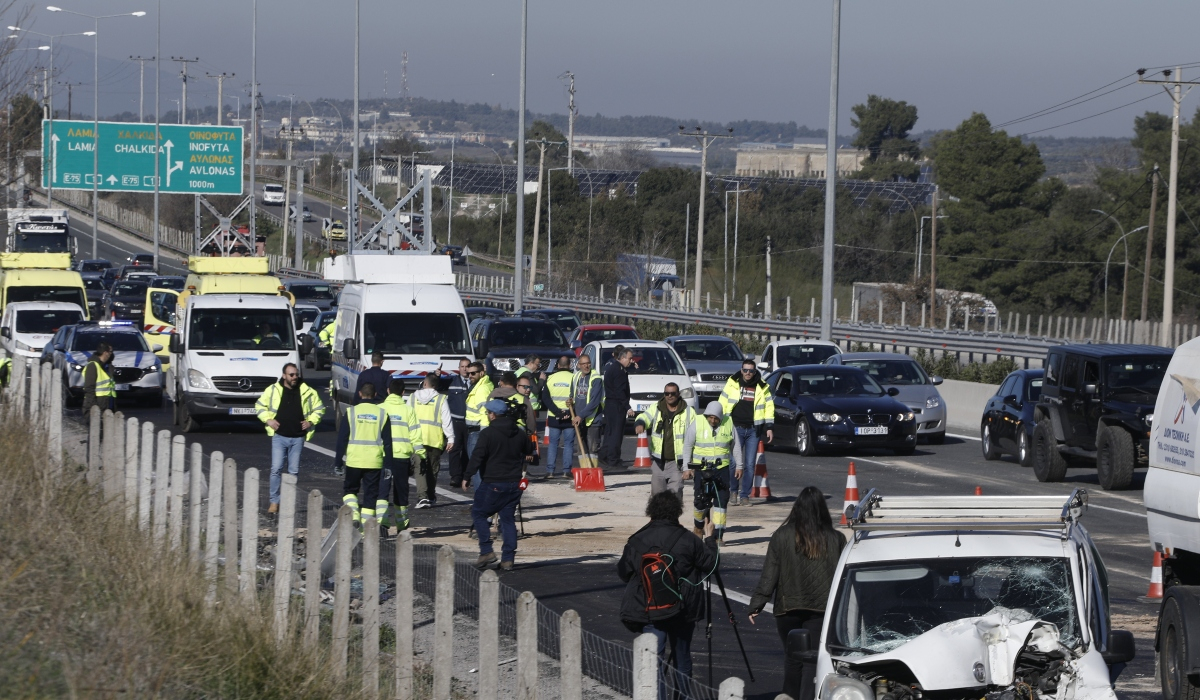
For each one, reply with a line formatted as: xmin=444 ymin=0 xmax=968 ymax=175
xmin=517 ymin=385 xmax=531 ymax=390
xmin=284 ymin=373 xmax=299 ymax=378
xmin=467 ymin=371 xmax=480 ymax=376
xmin=663 ymin=391 xmax=679 ymax=397
xmin=741 ymin=368 xmax=756 ymax=373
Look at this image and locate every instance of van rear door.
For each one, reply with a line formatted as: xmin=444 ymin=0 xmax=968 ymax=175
xmin=143 ymin=287 xmax=178 ymax=365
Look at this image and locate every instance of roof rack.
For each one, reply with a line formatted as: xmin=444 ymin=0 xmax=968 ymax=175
xmin=845 ymin=488 xmax=1088 ymax=538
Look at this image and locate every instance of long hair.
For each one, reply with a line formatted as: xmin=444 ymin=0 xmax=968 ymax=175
xmin=784 ymin=486 xmax=834 ymax=559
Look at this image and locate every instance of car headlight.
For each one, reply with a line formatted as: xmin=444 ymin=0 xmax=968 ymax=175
xmin=680 ymin=387 xmax=695 ymax=399
xmin=820 ymin=674 xmax=874 ymax=700
xmin=15 ymin=340 xmax=35 ymax=352
xmin=146 ymin=365 xmax=160 ymax=373
xmin=491 ymin=357 xmax=519 ymax=371
xmin=187 ymin=368 xmax=214 ymax=390
xmin=811 ymin=412 xmax=842 ymax=423
xmin=926 ymin=395 xmax=941 ymax=409
xmin=1147 ymin=413 xmax=1155 ymax=426
xmin=70 ymin=362 xmax=84 ymax=371
xmin=898 ymin=411 xmax=915 ymax=421
xmin=111 ymin=300 xmax=127 ymax=308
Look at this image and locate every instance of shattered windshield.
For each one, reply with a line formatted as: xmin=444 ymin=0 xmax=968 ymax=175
xmin=830 ymin=557 xmax=1078 ymax=655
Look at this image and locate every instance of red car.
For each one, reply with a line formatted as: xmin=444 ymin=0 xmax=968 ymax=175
xmin=567 ymin=324 xmax=640 ymax=357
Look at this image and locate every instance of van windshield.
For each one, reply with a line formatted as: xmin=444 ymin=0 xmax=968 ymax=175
xmin=16 ymin=308 xmax=82 ymax=333
xmin=7 ymin=286 xmax=86 ymax=311
xmin=188 ymin=309 xmax=296 ymax=350
xmin=364 ymin=313 xmax=470 ymax=355
xmin=290 ymin=285 xmax=334 ymax=300
xmin=778 ymin=344 xmax=840 ymax=366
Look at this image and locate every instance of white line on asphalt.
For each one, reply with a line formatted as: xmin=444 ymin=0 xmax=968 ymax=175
xmin=1089 ymin=503 xmax=1146 ymax=519
xmin=302 ymin=441 xmax=472 ymax=503
xmin=716 ymin=584 xmax=773 ymax=614
xmin=947 ymin=432 xmax=980 ymax=442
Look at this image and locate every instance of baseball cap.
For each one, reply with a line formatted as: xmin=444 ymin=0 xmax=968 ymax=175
xmin=484 ymin=399 xmax=510 ymax=414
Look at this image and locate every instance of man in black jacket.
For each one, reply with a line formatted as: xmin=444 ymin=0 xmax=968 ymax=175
xmin=600 ymin=347 xmax=634 ymax=469
xmin=355 ymin=351 xmax=391 ymax=404
xmin=463 ymin=398 xmax=535 ymax=570
xmin=618 ymin=491 xmax=718 ymax=688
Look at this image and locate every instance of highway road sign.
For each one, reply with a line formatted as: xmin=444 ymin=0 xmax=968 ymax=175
xmin=41 ymin=119 xmax=244 ymax=195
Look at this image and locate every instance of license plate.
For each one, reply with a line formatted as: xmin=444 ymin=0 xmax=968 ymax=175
xmin=228 ymin=407 xmax=257 ymax=416
xmin=855 ymin=426 xmax=888 ymax=436
xmin=115 ymin=384 xmax=132 ymax=391
xmin=636 ymin=403 xmax=650 ymax=413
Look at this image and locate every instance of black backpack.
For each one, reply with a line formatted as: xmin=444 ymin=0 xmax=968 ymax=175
xmin=638 ymin=529 xmax=687 ymax=621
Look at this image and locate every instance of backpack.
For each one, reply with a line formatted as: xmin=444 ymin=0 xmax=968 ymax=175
xmin=638 ymin=529 xmax=687 ymax=622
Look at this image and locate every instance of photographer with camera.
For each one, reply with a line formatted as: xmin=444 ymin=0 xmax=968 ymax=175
xmin=463 ymin=398 xmax=535 ymax=571
xmin=682 ymin=402 xmax=744 ymax=545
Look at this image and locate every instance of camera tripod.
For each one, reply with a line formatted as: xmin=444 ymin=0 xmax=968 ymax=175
xmin=703 ymin=555 xmax=754 ymax=685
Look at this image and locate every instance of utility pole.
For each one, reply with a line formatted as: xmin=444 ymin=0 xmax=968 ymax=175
xmin=526 ymin=138 xmax=565 ymax=294
xmin=513 ymin=0 xmax=528 ymax=312
xmin=558 ymin=71 xmax=576 ymax=174
xmin=401 ymin=51 xmax=409 ymax=105
xmin=1142 ymin=165 xmax=1160 ymax=322
xmin=58 ymin=81 xmax=80 ymax=119
xmin=820 ymin=0 xmax=842 ymax=341
xmin=680 ymin=126 xmax=734 ymax=310
xmin=1138 ymin=67 xmax=1199 ymax=345
xmin=130 ymin=55 xmax=154 ymax=121
xmin=764 ymin=235 xmax=773 ymax=317
xmin=929 ymin=186 xmax=939 ymax=324
xmin=207 ymin=72 xmax=233 ymax=126
xmin=170 ymin=57 xmax=199 ymax=125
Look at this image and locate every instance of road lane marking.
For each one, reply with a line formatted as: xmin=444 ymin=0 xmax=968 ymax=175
xmin=1089 ymin=503 xmax=1146 ymax=519
xmin=947 ymin=432 xmax=981 ymax=441
xmin=303 ymin=441 xmax=472 ymax=503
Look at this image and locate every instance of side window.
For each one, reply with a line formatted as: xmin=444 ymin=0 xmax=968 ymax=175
xmin=1062 ymin=355 xmax=1082 ymax=391
xmin=1083 ymin=361 xmax=1100 ymax=388
xmin=762 ymin=345 xmax=774 ymax=366
xmin=998 ymin=375 xmax=1017 ymax=398
xmin=150 ymin=291 xmax=178 ymax=326
xmin=775 ymin=372 xmax=793 ymax=397
xmin=586 ymin=346 xmax=597 ymax=368
xmin=1045 ymin=353 xmax=1062 ymax=386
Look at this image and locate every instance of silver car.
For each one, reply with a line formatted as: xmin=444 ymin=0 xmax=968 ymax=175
xmin=827 ymin=351 xmax=946 ymax=443
xmin=665 ymin=334 xmax=748 ymax=408
xmin=48 ymin=321 xmax=165 ymax=407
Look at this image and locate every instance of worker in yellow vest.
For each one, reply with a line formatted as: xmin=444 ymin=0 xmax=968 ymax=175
xmin=331 ymin=382 xmax=394 ymax=527
xmin=634 ymin=382 xmax=697 ymax=502
xmin=82 ymin=342 xmax=117 ymax=413
xmin=464 ymin=360 xmax=495 ymax=462
xmin=514 ymin=354 xmax=544 ymax=411
xmin=377 ymin=378 xmax=426 ymax=532
xmin=717 ymin=358 xmax=775 ymax=506
xmin=682 ymin=402 xmax=744 ymax=545
xmin=568 ymin=354 xmax=605 ymax=467
xmin=540 ymin=356 xmax=576 ymax=478
xmin=0 ymin=353 xmax=12 ymax=388
xmin=409 ymin=373 xmax=455 ymax=509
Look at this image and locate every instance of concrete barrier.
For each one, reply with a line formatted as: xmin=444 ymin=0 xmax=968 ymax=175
xmin=939 ymin=379 xmax=1000 ymax=434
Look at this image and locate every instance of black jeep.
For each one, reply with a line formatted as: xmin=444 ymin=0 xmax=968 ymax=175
xmin=1031 ymin=343 xmax=1172 ymax=490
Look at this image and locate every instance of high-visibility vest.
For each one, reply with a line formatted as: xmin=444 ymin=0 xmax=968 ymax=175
xmin=409 ymin=392 xmax=448 ymax=450
xmin=545 ymin=370 xmax=573 ymax=412
xmin=515 ymin=366 xmax=542 ymax=410
xmin=465 ymin=376 xmax=495 ymax=428
xmin=0 ymin=356 xmax=11 ymax=386
xmin=507 ymin=392 xmax=531 ymax=430
xmin=691 ymin=414 xmax=734 ymax=467
xmin=319 ymin=318 xmax=338 ymax=345
xmin=636 ymin=403 xmax=696 ymax=460
xmin=382 ymin=394 xmax=425 ymax=459
xmin=718 ymin=377 xmax=775 ymax=427
xmin=344 ymin=403 xmax=387 ymax=470
xmin=88 ymin=360 xmax=116 ymax=398
xmin=255 ymin=381 xmax=325 ymax=440
xmin=570 ymin=371 xmax=601 ymax=426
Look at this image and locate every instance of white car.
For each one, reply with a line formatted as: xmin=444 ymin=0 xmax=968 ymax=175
xmin=579 ymin=339 xmax=697 ymax=417
xmin=293 ymin=304 xmax=321 ymax=345
xmin=757 ymin=339 xmax=841 ymax=374
xmin=262 ymin=183 xmax=285 ymax=206
xmin=1 ymin=300 xmax=85 ymax=359
xmin=809 ymin=489 xmax=1133 ymax=700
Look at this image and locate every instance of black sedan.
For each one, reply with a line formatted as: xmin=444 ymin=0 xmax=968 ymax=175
xmin=103 ymin=281 xmax=148 ymax=321
xmin=767 ymin=365 xmax=918 ymax=456
xmin=981 ymin=368 xmax=1044 ymax=466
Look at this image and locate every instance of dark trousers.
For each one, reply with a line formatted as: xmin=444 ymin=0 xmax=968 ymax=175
xmin=415 ymin=446 xmax=444 ymax=501
xmin=643 ymin=617 xmax=696 ymax=697
xmin=378 ymin=458 xmax=412 ymax=508
xmin=343 ymin=467 xmax=382 ymax=514
xmin=776 ymin=609 xmax=823 ymax=700
xmin=471 ymin=480 xmax=523 ymax=562
xmin=447 ymin=419 xmax=468 ymax=483
xmin=600 ymin=403 xmax=628 ymax=466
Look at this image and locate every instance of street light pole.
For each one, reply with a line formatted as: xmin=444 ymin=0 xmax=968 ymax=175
xmin=682 ymin=127 xmax=734 ymax=311
xmin=1094 ymin=208 xmax=1146 ymax=323
xmin=513 ymin=0 xmax=528 ymax=312
xmin=350 ymin=0 xmax=359 ymax=249
xmin=820 ymin=0 xmax=842 ymax=341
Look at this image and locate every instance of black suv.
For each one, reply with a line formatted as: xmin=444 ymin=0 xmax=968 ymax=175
xmin=470 ymin=317 xmax=571 ymax=380
xmin=1031 ymin=343 xmax=1172 ymax=490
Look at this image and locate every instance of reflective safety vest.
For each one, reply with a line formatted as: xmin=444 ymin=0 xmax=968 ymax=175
xmin=515 ymin=366 xmax=541 ymax=410
xmin=88 ymin=360 xmax=116 ymax=398
xmin=507 ymin=392 xmax=531 ymax=430
xmin=253 ymin=333 xmax=282 ymax=345
xmin=570 ymin=370 xmax=601 ymax=426
xmin=344 ymin=403 xmax=387 ymax=470
xmin=382 ymin=394 xmax=425 ymax=459
xmin=691 ymin=415 xmax=734 ymax=467
xmin=718 ymin=377 xmax=775 ymax=427
xmin=0 ymin=356 xmax=10 ymax=386
xmin=255 ymin=381 xmax=326 ymax=440
xmin=409 ymin=392 xmax=448 ymax=450
xmin=465 ymin=376 xmax=495 ymax=428
xmin=635 ymin=403 xmax=696 ymax=460
xmin=545 ymin=370 xmax=573 ymax=413
xmin=319 ymin=318 xmax=338 ymax=345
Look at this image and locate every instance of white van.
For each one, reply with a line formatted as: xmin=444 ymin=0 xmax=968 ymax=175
xmin=757 ymin=338 xmax=842 ymax=374
xmin=262 ymin=183 xmax=285 ymax=206
xmin=326 ymin=253 xmax=472 ymax=419
xmin=1 ymin=301 xmax=85 ymax=359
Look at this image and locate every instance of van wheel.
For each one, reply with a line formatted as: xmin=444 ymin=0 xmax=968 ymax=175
xmin=1096 ymin=424 xmax=1135 ymax=491
xmin=1162 ymin=596 xmax=1200 ymax=700
xmin=1032 ymin=421 xmax=1067 ymax=482
xmin=179 ymin=402 xmax=203 ymax=433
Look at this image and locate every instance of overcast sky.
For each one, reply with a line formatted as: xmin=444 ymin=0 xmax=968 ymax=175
xmin=11 ymin=0 xmax=1200 ymax=138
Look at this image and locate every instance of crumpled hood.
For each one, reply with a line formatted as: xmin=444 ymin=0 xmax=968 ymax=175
xmin=411 ymin=387 xmax=440 ymax=404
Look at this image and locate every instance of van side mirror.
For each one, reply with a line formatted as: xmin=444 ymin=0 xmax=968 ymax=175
xmin=887 ymin=387 xmax=900 ymax=397
xmin=343 ymin=338 xmax=360 ymax=361
xmin=1084 ymin=383 xmax=1098 ymax=395
xmin=168 ymin=333 xmax=183 ymax=354
xmin=1102 ymin=629 xmax=1135 ymax=666
xmin=302 ymin=335 xmax=314 ymax=355
xmin=785 ymin=627 xmax=818 ymax=664
xmin=1 ymin=327 xmax=9 ymax=339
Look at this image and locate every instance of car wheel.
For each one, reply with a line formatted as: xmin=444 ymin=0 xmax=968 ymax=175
xmin=926 ymin=431 xmax=945 ymax=445
xmin=981 ymin=422 xmax=999 ymax=461
xmin=179 ymin=401 xmax=202 ymax=433
xmin=1162 ymin=596 xmax=1200 ymax=700
xmin=795 ymin=419 xmax=816 ymax=457
xmin=305 ymin=352 xmax=314 ymax=370
xmin=1017 ymin=429 xmax=1032 ymax=467
xmin=1096 ymin=424 xmax=1135 ymax=491
xmin=1032 ymin=420 xmax=1067 ymax=482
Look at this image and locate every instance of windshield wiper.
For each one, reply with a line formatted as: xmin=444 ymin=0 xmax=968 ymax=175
xmin=826 ymin=642 xmax=879 ymax=655
xmin=1111 ymin=386 xmax=1155 ymax=395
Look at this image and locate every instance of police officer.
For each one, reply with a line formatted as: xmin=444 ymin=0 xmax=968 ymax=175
xmin=634 ymin=382 xmax=696 ymax=501
xmin=682 ymin=402 xmax=744 ymax=545
xmin=718 ymin=358 xmax=775 ymax=506
xmin=331 ymin=382 xmax=394 ymax=527
xmin=378 ymin=378 xmax=425 ymax=531
xmin=409 ymin=372 xmax=454 ymax=509
xmin=82 ymin=342 xmax=116 ymax=413
xmin=541 ymin=356 xmax=575 ymax=478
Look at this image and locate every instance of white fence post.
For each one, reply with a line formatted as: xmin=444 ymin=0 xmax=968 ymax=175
xmin=517 ymin=591 xmax=538 ymax=700
xmin=632 ymin=632 xmax=658 ymax=700
xmin=87 ymin=405 xmax=101 ymax=485
xmin=332 ymin=505 xmax=353 ymax=679
xmin=433 ymin=545 xmax=454 ymax=699
xmin=274 ymin=473 xmax=298 ymax=642
xmin=124 ymin=417 xmax=139 ymax=519
xmin=304 ymin=489 xmax=323 ymax=650
xmin=560 ymin=609 xmax=582 ymax=700
xmin=205 ymin=451 xmax=224 ymax=602
xmin=396 ymin=530 xmax=415 ymax=699
xmin=240 ymin=467 xmax=260 ymax=603
xmin=153 ymin=429 xmax=171 ymax=544
xmin=223 ymin=458 xmax=239 ymax=596
xmin=169 ymin=435 xmax=186 ymax=549
xmin=478 ymin=569 xmax=499 ymax=698
xmin=362 ymin=517 xmax=380 ymax=699
xmin=138 ymin=422 xmax=154 ymax=531
xmin=188 ymin=442 xmax=204 ymax=559
xmin=719 ymin=677 xmax=746 ymax=699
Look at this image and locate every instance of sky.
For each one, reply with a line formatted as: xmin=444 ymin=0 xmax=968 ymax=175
xmin=9 ymin=0 xmax=1200 ymax=139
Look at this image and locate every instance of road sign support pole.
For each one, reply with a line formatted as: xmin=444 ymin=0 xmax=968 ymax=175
xmin=295 ymin=169 xmax=304 ymax=267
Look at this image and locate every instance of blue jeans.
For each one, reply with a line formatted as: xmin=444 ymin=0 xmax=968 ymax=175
xmin=547 ymin=425 xmax=575 ymax=475
xmin=467 ymin=430 xmax=482 ymax=488
xmin=643 ymin=618 xmax=696 ymax=698
xmin=270 ymin=434 xmax=305 ymax=504
xmin=732 ymin=426 xmax=759 ymax=499
xmin=471 ymin=480 xmax=523 ymax=562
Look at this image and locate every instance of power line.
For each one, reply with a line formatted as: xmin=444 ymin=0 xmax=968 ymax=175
xmin=994 ymin=75 xmax=1140 ymax=129
xmin=1017 ymin=93 xmax=1161 ymax=136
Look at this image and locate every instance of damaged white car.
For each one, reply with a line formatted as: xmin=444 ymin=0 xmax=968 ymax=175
xmin=805 ymin=490 xmax=1135 ymax=700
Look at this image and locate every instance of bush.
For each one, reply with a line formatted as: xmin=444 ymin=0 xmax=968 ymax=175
xmin=912 ymin=348 xmax=1017 ymax=384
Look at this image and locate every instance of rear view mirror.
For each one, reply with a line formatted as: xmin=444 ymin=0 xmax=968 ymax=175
xmin=1084 ymin=383 xmax=1098 ymax=395
xmin=887 ymin=387 xmax=900 ymax=397
xmin=757 ymin=361 xmax=768 ymax=371
xmin=1003 ymin=394 xmax=1019 ymax=407
xmin=0 ymin=327 xmax=9 ymax=339
xmin=343 ymin=338 xmax=360 ymax=361
xmin=930 ymin=376 xmax=944 ymax=385
xmin=151 ymin=344 xmax=163 ymax=353
xmin=1102 ymin=629 xmax=1135 ymax=666
xmin=168 ymin=333 xmax=183 ymax=354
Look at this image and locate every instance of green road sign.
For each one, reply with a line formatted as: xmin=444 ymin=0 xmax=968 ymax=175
xmin=41 ymin=119 xmax=244 ymax=195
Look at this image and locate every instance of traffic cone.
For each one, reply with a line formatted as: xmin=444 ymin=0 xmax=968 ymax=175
xmin=750 ymin=441 xmax=772 ymax=499
xmin=974 ymin=486 xmax=983 ymax=496
xmin=543 ymin=423 xmax=550 ymax=446
xmin=633 ymin=433 xmax=652 ymax=468
xmin=840 ymin=462 xmax=860 ymax=526
xmin=1147 ymin=551 xmax=1165 ymax=599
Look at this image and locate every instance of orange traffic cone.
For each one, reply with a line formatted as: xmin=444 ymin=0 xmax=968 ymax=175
xmin=1147 ymin=551 xmax=1165 ymax=599
xmin=840 ymin=462 xmax=860 ymax=525
xmin=974 ymin=486 xmax=983 ymax=496
xmin=750 ymin=441 xmax=772 ymax=499
xmin=633 ymin=433 xmax=653 ymax=468
xmin=543 ymin=423 xmax=550 ymax=446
